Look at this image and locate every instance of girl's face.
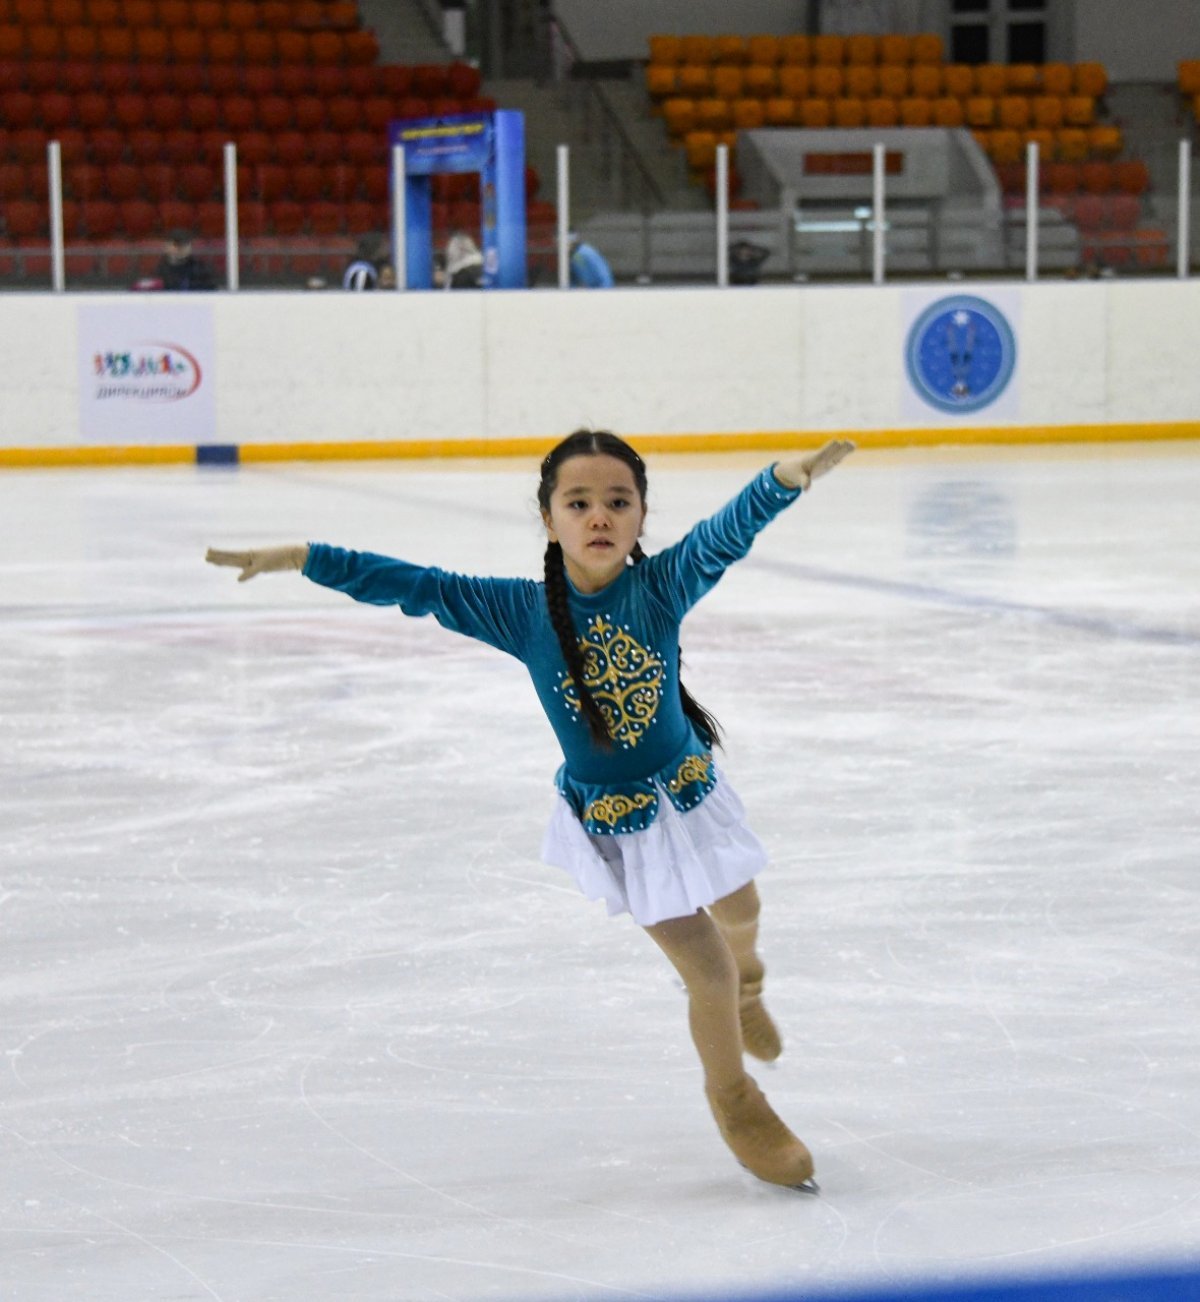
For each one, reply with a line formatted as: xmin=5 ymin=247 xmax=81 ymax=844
xmin=541 ymin=453 xmax=646 ymax=594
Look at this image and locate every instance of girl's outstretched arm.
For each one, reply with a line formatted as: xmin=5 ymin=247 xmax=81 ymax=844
xmin=772 ymin=439 xmax=856 ymax=491
xmin=205 ymin=545 xmax=309 ymax=583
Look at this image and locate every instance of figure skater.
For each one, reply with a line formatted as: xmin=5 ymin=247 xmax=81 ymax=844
xmin=206 ymin=430 xmax=854 ymax=1189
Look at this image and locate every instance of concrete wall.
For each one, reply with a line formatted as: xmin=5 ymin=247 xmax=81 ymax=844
xmin=1073 ymin=0 xmax=1200 ymax=83
xmin=3 ymin=280 xmax=1198 ymax=463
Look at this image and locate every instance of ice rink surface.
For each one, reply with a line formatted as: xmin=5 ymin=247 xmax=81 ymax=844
xmin=2 ymin=443 xmax=1199 ymax=1302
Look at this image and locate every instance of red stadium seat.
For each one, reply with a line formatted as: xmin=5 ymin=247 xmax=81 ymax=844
xmin=118 ymin=196 xmax=156 ymax=237
xmin=81 ymin=197 xmax=118 ymax=237
xmin=308 ymin=198 xmax=342 ymax=233
xmin=258 ymin=95 xmax=291 ymax=131
xmin=268 ymin=199 xmax=304 ymax=234
xmin=103 ymin=162 xmax=141 ymax=200
xmin=178 ymin=161 xmax=217 ymax=201
xmin=162 ymin=127 xmax=200 ymax=163
xmin=311 ymin=65 xmax=347 ymax=97
xmin=238 ymin=129 xmax=272 ymax=165
xmin=242 ymin=65 xmax=277 ymax=97
xmin=147 ymin=93 xmax=186 ymax=131
xmin=5 ymin=198 xmax=45 ymax=238
xmin=274 ymin=130 xmax=309 ymax=164
xmin=128 ymin=127 xmax=164 ymax=162
xmin=326 ymin=95 xmax=359 ymax=132
xmin=289 ymin=161 xmax=322 ymax=200
xmin=293 ymin=95 xmax=325 ymax=131
xmin=185 ymin=93 xmax=220 ymax=130
xmin=220 ymin=95 xmax=256 ymax=132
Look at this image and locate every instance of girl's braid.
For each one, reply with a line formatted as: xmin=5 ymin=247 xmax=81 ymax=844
xmin=543 ymin=540 xmax=614 ymax=748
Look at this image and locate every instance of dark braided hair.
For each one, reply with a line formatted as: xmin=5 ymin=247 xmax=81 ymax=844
xmin=537 ymin=429 xmax=723 ymax=751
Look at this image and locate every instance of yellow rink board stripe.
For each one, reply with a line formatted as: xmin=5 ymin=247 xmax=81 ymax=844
xmin=2 ymin=422 xmax=1199 ymax=469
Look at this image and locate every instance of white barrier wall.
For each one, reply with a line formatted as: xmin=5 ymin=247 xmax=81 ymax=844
xmin=3 ymin=280 xmax=1199 ymax=458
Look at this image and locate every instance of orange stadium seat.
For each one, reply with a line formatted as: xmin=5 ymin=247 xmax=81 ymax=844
xmin=998 ymin=96 xmax=1030 ymax=130
xmin=676 ymin=64 xmax=711 ymax=97
xmin=974 ymin=64 xmax=1006 ymax=96
xmin=932 ymin=97 xmax=964 ymax=127
xmin=910 ymin=64 xmax=941 ymax=96
xmin=1088 ymin=125 xmax=1122 ymax=158
xmin=713 ymin=35 xmax=745 ymax=65
xmin=779 ymin=35 xmax=810 ymax=64
xmin=1064 ymin=95 xmax=1095 ymax=126
xmin=845 ymin=65 xmax=877 ymax=98
xmin=1024 ymin=128 xmax=1055 ymax=161
xmin=811 ymin=65 xmax=843 ymax=98
xmin=1032 ymin=95 xmax=1063 ymax=129
xmin=648 ymin=35 xmax=682 ymax=65
xmin=813 ymin=35 xmax=844 ymax=65
xmin=680 ymin=36 xmax=716 ymax=65
xmin=1073 ymin=62 xmax=1106 ymax=97
xmin=778 ymin=66 xmax=810 ymax=99
xmin=763 ymin=95 xmax=796 ymax=126
xmin=846 ymin=35 xmax=877 ymax=65
xmin=645 ymin=65 xmax=676 ymax=99
xmin=1040 ymin=62 xmax=1072 ymax=95
xmin=742 ymin=64 xmax=776 ymax=97
xmin=731 ymin=97 xmax=764 ymax=129
xmin=911 ymin=33 xmax=943 ymax=64
xmin=711 ymin=65 xmax=743 ymax=100
xmin=867 ymin=97 xmax=898 ymax=127
xmin=965 ymin=96 xmax=995 ymax=127
xmin=746 ymin=35 xmax=780 ymax=66
xmin=899 ymin=96 xmax=932 ymax=126
xmin=1181 ymin=61 xmax=1200 ymax=96
xmin=878 ymin=65 xmax=908 ymax=97
xmin=879 ymin=35 xmax=912 ymax=65
xmin=942 ymin=64 xmax=972 ymax=97
xmin=832 ymin=97 xmax=865 ymax=127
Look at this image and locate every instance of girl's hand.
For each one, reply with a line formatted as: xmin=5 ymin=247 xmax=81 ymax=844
xmin=205 ymin=545 xmax=310 ymax=582
xmin=773 ymin=440 xmax=856 ymax=491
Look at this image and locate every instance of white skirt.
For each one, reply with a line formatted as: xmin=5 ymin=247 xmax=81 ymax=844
xmin=540 ymin=773 xmax=768 ymax=926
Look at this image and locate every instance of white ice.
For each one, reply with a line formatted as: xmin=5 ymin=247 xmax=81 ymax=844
xmin=2 ymin=444 xmax=1199 ymax=1302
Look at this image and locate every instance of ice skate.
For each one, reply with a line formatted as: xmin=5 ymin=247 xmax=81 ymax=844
xmin=738 ymin=965 xmax=782 ymax=1062
xmin=705 ymin=1074 xmax=814 ymax=1189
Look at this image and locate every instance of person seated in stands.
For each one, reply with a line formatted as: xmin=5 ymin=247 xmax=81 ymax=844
xmin=343 ymin=233 xmax=388 ymax=291
xmin=444 ymin=230 xmax=484 ymax=288
xmin=729 ymin=239 xmax=770 ymax=286
xmin=157 ymin=228 xmax=216 ymax=291
xmin=569 ymin=232 xmax=615 ymax=288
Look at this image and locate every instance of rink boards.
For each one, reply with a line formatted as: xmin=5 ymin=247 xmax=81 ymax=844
xmin=0 ymin=278 xmax=1198 ymax=466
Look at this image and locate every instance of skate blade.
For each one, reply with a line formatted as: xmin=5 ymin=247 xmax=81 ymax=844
xmin=791 ymin=1177 xmax=820 ymax=1195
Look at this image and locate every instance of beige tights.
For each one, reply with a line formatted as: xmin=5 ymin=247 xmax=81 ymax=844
xmin=708 ymin=881 xmax=782 ymax=1061
xmin=643 ymin=893 xmax=811 ymax=1186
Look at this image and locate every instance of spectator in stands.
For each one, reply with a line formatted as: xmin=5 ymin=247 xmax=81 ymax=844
xmin=729 ymin=239 xmax=770 ymax=287
xmin=157 ymin=229 xmax=216 ymax=292
xmin=444 ymin=230 xmax=484 ymax=288
xmin=342 ymin=234 xmax=389 ymax=291
xmin=569 ymin=233 xmax=615 ymax=288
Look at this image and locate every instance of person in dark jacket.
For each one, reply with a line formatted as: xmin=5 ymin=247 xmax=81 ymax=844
xmin=157 ymin=229 xmax=216 ymax=291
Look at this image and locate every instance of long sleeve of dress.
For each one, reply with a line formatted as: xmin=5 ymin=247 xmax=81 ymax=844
xmin=641 ymin=466 xmax=801 ymax=620
xmin=303 ymin=545 xmax=539 ymax=660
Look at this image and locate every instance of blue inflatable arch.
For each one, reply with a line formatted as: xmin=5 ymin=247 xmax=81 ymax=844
xmin=388 ymin=109 xmax=527 ymax=290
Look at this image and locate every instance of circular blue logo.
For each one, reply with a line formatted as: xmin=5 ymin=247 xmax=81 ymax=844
xmin=905 ymin=295 xmax=1017 ymax=414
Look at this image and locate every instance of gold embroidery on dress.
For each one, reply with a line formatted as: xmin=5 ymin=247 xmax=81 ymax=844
xmin=583 ymin=791 xmax=656 ymax=827
xmin=560 ymin=616 xmax=664 ymax=748
xmin=667 ymin=752 xmax=714 ymax=793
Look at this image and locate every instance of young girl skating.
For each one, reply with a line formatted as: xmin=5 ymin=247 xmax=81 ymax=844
xmin=206 ymin=430 xmax=854 ymax=1190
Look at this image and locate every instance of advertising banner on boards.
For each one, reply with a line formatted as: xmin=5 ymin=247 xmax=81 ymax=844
xmin=78 ymin=301 xmax=216 ymax=443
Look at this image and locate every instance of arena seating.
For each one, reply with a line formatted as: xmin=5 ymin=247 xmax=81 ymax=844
xmin=646 ymin=32 xmax=1171 ymax=271
xmin=0 ymin=0 xmax=555 ymax=284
